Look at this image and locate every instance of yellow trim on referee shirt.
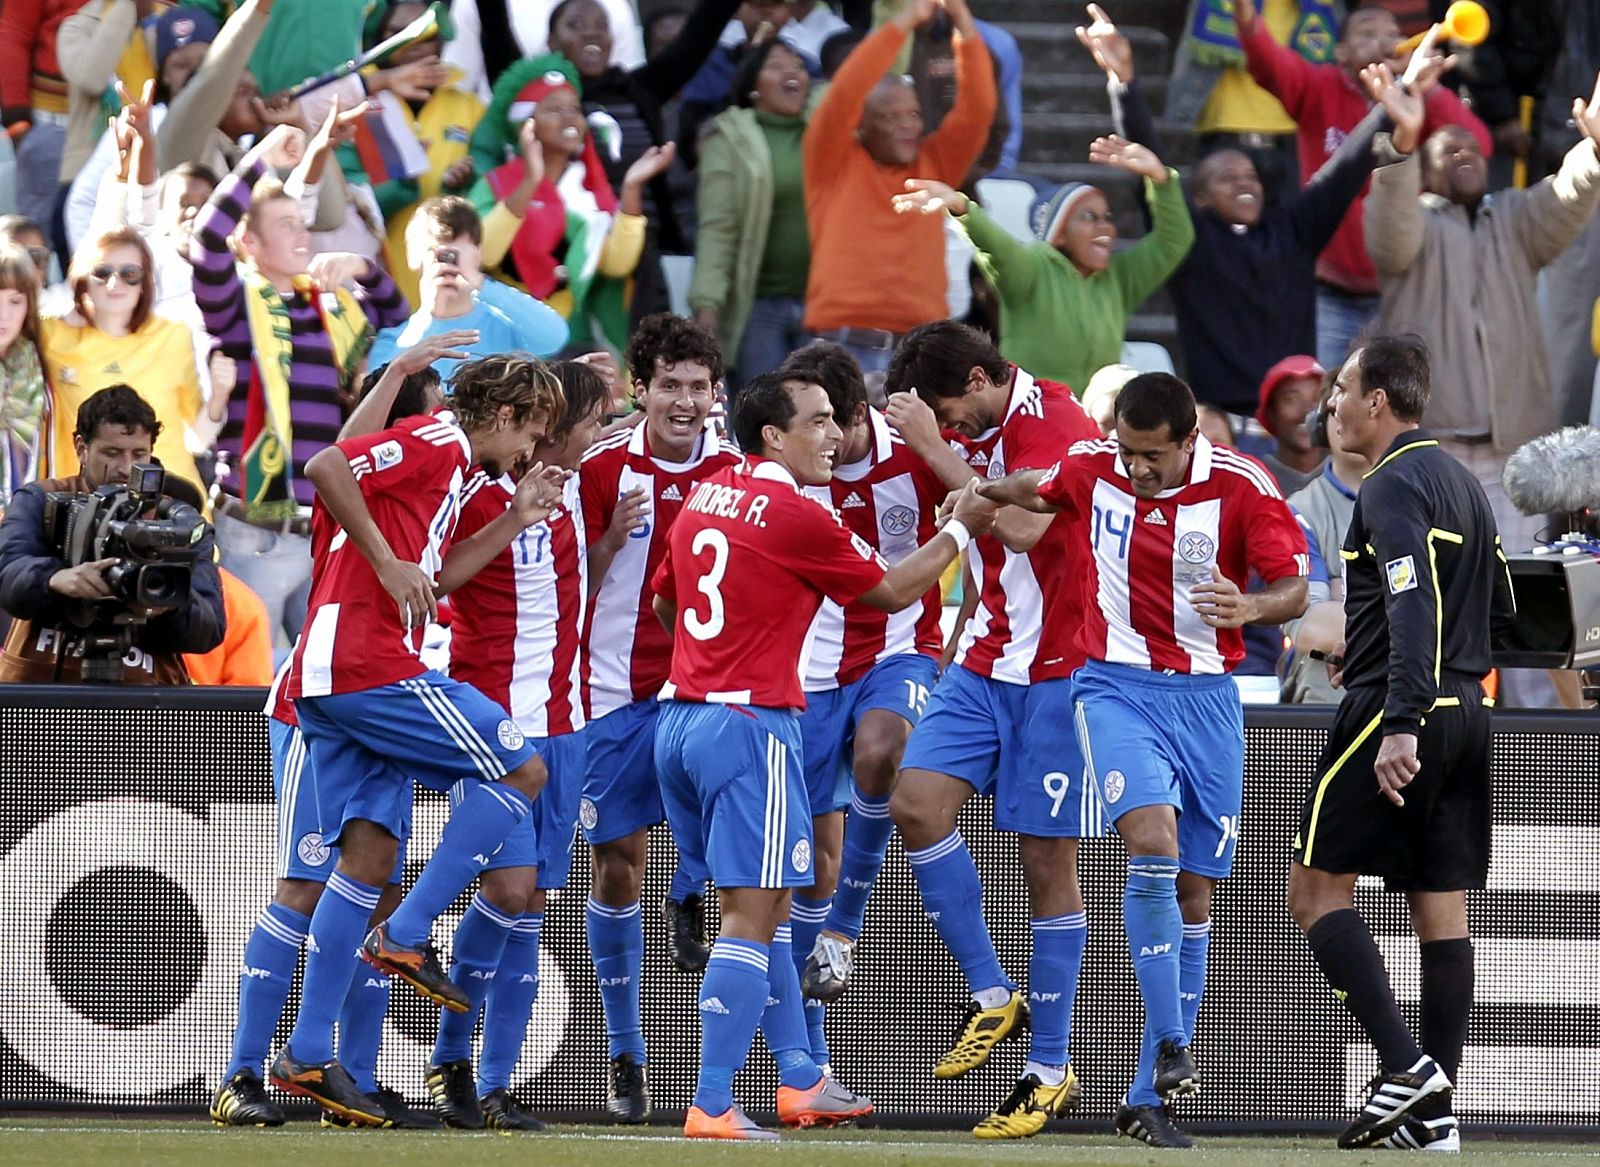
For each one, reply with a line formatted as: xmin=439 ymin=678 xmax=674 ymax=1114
xmin=1340 ymin=549 xmax=1360 ymax=561
xmin=1364 ymin=439 xmax=1440 ymax=478
xmin=1301 ymin=711 xmax=1384 ymax=867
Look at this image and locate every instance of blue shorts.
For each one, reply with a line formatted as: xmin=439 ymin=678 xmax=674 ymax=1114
xmin=295 ymin=670 xmax=534 ymax=848
xmin=461 ymin=729 xmax=587 ymax=888
xmin=799 ymin=653 xmax=938 ymax=815
xmin=1072 ymin=660 xmax=1245 ymax=878
xmin=271 ymin=719 xmax=407 ymax=884
xmin=655 ymin=700 xmax=811 ymax=889
xmin=901 ymin=665 xmax=1094 ymax=838
xmin=579 ymin=698 xmax=662 ymax=846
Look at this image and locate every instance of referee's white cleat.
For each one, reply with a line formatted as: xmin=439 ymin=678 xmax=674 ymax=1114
xmin=801 ymin=933 xmax=856 ymax=1002
xmin=1339 ymin=1056 xmax=1453 ymax=1149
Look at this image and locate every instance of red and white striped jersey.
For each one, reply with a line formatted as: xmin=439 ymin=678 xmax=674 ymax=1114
xmin=449 ymin=469 xmax=588 ymax=737
xmin=579 ymin=422 xmax=740 ymax=720
xmin=1038 ymin=434 xmax=1309 ymax=674
xmin=266 ymin=659 xmax=296 ymax=726
xmin=288 ymin=411 xmax=470 ymax=698
xmin=953 ymin=369 xmax=1099 ymax=685
xmin=802 ymin=408 xmax=945 ymax=691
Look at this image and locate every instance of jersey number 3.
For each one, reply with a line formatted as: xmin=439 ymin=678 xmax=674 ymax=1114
xmin=684 ymin=528 xmax=731 ymax=641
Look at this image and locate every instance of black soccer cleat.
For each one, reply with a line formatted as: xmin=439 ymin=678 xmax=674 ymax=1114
xmin=1116 ymin=1101 xmax=1197 ymax=1149
xmin=481 ymin=1087 xmax=547 ymax=1132
xmin=1154 ymin=1039 xmax=1200 ymax=1098
xmin=1381 ymin=1091 xmax=1461 ymax=1152
xmin=210 ymin=1067 xmax=286 ymax=1127
xmin=426 ymin=1059 xmax=486 ymax=1129
xmin=269 ymin=1046 xmax=386 ymax=1127
xmin=320 ymin=1083 xmax=445 ymax=1130
xmin=1339 ymin=1056 xmax=1452 ymax=1149
xmin=607 ymin=1052 xmax=652 ymax=1123
xmin=663 ymin=893 xmax=710 ymax=973
xmin=362 ymin=922 xmax=471 ymax=1012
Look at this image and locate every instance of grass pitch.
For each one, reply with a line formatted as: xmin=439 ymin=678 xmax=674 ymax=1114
xmin=1 ymin=1120 xmax=1593 ymax=1167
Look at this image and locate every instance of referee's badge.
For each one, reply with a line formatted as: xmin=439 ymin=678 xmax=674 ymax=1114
xmin=1386 ymin=555 xmax=1418 ymax=594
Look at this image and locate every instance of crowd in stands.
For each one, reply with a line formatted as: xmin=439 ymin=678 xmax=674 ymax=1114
xmin=0 ymin=0 xmax=1598 ymax=705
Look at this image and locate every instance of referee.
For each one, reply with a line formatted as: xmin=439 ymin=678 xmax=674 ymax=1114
xmin=1285 ymin=335 xmax=1516 ymax=1152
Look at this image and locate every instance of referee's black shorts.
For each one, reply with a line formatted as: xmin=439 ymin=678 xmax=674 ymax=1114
xmin=1293 ymin=676 xmax=1491 ymax=892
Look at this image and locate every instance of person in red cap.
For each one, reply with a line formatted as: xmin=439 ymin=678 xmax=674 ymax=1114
xmin=1256 ymin=354 xmax=1326 ymax=493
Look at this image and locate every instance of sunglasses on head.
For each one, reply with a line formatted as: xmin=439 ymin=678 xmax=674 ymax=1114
xmin=90 ymin=264 xmax=146 ymax=286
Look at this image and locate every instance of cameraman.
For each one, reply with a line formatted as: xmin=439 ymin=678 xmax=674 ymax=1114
xmin=0 ymin=386 xmax=224 ymax=683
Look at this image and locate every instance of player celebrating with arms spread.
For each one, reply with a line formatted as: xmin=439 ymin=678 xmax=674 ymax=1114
xmin=980 ymin=373 xmax=1308 ymax=1148
xmin=654 ymin=371 xmax=999 ymax=1140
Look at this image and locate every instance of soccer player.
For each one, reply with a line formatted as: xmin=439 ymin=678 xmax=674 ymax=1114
xmin=653 ymin=371 xmax=999 ymax=1140
xmin=1286 ymin=337 xmax=1513 ymax=1151
xmin=877 ymin=321 xmax=1101 ymax=1139
xmin=268 ymin=355 xmax=566 ymax=1126
xmin=979 ymin=371 xmax=1309 ymax=1148
xmin=424 ymin=361 xmax=609 ymax=1131
xmin=773 ymin=343 xmax=947 ymax=1071
xmin=578 ymin=314 xmax=740 ymax=1121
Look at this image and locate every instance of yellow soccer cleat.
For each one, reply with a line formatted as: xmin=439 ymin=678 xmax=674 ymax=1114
xmin=932 ymin=991 xmax=1028 ymax=1079
xmin=973 ymin=1067 xmax=1082 ymax=1139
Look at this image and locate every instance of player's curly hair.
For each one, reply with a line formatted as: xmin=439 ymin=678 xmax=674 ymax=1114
xmin=885 ymin=320 xmax=1008 ymax=401
xmin=449 ymin=354 xmax=565 ymax=435
xmin=625 ymin=312 xmax=724 ymax=389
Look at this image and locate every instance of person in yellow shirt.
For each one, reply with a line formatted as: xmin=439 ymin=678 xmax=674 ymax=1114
xmin=41 ymin=225 xmax=203 ymax=490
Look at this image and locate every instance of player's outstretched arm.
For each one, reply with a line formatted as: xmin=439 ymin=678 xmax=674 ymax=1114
xmin=306 ymin=447 xmax=438 ymax=630
xmin=975 ymin=468 xmax=1058 ymax=513
xmin=341 ymin=330 xmax=480 ymax=441
xmin=861 ymin=481 xmax=998 ymax=612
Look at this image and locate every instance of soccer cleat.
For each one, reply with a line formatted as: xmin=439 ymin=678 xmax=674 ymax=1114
xmin=1115 ymin=1101 xmax=1197 ymax=1149
xmin=776 ymin=1073 xmax=874 ymax=1129
xmin=801 ymin=933 xmax=856 ymax=1002
xmin=1339 ymin=1057 xmax=1453 ymax=1149
xmin=663 ymin=893 xmax=710 ymax=973
xmin=209 ymin=1067 xmax=286 ymax=1127
xmin=684 ymin=1102 xmax=781 ymax=1141
xmin=607 ymin=1052 xmax=652 ymax=1123
xmin=972 ymin=1068 xmax=1083 ymax=1140
xmin=933 ymin=991 xmax=1028 ymax=1079
xmin=1154 ymin=1038 xmax=1200 ymax=1098
xmin=426 ymin=1059 xmax=486 ymax=1129
xmin=1382 ymin=1102 xmax=1462 ymax=1152
xmin=321 ymin=1086 xmax=445 ymax=1130
xmin=362 ymin=922 xmax=470 ymax=1012
xmin=268 ymin=1046 xmax=386 ymax=1127
xmin=480 ymin=1087 xmax=547 ymax=1132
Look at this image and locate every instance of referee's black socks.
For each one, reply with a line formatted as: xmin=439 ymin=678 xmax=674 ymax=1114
xmin=1419 ymin=937 xmax=1474 ymax=1082
xmin=1306 ymin=909 xmax=1424 ymax=1073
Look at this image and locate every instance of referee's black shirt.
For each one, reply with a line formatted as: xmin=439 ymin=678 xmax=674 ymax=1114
xmin=1339 ymin=429 xmax=1517 ymax=735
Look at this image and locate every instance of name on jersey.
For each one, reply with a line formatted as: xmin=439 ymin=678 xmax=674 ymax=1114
xmin=685 ymin=481 xmax=770 ymax=527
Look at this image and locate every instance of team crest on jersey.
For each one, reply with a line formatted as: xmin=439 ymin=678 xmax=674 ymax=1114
xmin=1178 ymin=532 xmax=1216 ymax=564
xmin=579 ymin=798 xmax=598 ymax=831
xmin=986 ymin=458 xmax=1006 ymax=480
xmin=791 ymin=838 xmax=811 ymax=874
xmin=1386 ymin=555 xmax=1418 ymax=594
xmin=496 ymin=719 xmax=526 ymax=750
xmin=372 ymin=439 xmax=404 ymax=471
xmin=1103 ymin=770 xmax=1126 ymax=804
xmin=881 ymin=505 xmax=916 ymax=536
xmin=297 ymin=832 xmax=331 ymax=867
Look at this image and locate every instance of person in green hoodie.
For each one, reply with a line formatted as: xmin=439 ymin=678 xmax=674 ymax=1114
xmin=689 ymin=38 xmax=813 ymax=395
xmin=894 ymin=133 xmax=1194 ymax=393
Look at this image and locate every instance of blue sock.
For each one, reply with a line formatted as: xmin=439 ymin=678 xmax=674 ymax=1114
xmin=586 ymin=898 xmax=645 ymax=1060
xmin=760 ymin=924 xmax=823 ymax=1090
xmin=288 ymin=871 xmax=381 ymax=1064
xmin=339 ymin=964 xmax=390 ymax=1094
xmin=226 ymin=902 xmax=309 ymax=1078
xmin=433 ymin=892 xmax=517 ymax=1066
xmin=907 ymin=832 xmax=1013 ymax=997
xmin=1125 ymin=856 xmax=1185 ymax=1089
xmin=480 ymin=911 xmax=543 ymax=1093
xmin=1028 ymin=912 xmax=1088 ymax=1067
xmin=1129 ymin=916 xmax=1212 ymax=1106
xmin=829 ymin=793 xmax=893 ymax=941
xmin=386 ymin=783 xmax=531 ymax=948
xmin=694 ymin=938 xmax=769 ymax=1115
xmin=789 ymin=896 xmax=831 ymax=1064
xmin=667 ymin=865 xmax=703 ymax=903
